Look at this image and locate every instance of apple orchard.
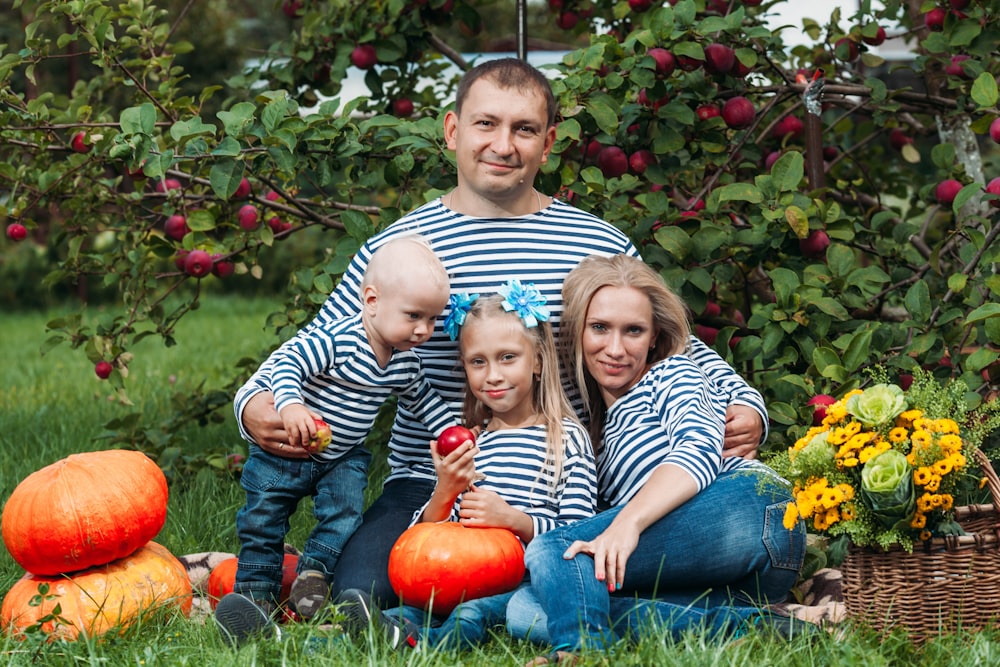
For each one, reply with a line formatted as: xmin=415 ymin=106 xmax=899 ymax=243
xmin=2 ymin=0 xmax=1000 ymax=465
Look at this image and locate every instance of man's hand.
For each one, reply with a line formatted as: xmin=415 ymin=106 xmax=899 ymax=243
xmin=722 ymin=404 xmax=763 ymax=460
xmin=242 ymin=391 xmax=310 ymax=459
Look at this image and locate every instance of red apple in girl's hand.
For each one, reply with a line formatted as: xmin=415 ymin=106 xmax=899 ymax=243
xmin=437 ymin=425 xmax=476 ymax=456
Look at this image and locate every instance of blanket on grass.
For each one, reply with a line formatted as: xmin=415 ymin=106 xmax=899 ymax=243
xmin=177 ymin=548 xmax=845 ymax=627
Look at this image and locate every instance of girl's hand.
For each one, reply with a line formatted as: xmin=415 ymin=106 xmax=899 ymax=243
xmin=563 ymin=521 xmax=641 ymax=593
xmin=430 ymin=438 xmax=478 ymax=497
xmin=457 ymin=486 xmax=512 ymax=527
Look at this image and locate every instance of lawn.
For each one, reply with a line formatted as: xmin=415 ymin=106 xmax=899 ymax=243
xmin=0 ymin=295 xmax=998 ymax=666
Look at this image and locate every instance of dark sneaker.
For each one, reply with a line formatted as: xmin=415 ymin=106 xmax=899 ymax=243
xmin=215 ymin=593 xmax=281 ymax=647
xmin=334 ymin=588 xmax=419 ymax=650
xmin=289 ymin=569 xmax=331 ymax=620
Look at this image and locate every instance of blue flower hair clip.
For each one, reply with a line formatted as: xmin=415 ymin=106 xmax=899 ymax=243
xmin=443 ymin=292 xmax=479 ymax=341
xmin=499 ymin=279 xmax=550 ymax=329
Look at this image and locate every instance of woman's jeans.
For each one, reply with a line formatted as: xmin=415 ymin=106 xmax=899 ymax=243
xmin=235 ymin=445 xmax=371 ymax=603
xmin=511 ymin=468 xmax=806 ymax=650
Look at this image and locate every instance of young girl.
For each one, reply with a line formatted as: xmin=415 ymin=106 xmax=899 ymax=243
xmin=336 ymin=280 xmax=598 ymax=650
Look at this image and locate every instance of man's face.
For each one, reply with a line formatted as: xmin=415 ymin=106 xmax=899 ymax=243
xmin=444 ymin=77 xmax=556 ymax=204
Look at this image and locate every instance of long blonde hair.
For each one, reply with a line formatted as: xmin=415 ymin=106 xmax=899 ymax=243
xmin=560 ymin=254 xmax=692 ymax=445
xmin=459 ymin=294 xmax=578 ymax=483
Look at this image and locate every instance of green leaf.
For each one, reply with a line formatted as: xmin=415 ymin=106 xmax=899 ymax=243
xmin=768 ymin=267 xmax=800 ymax=307
xmin=119 ymin=103 xmax=155 ymax=135
xmin=951 ymin=19 xmax=982 ymax=47
xmin=948 ymin=273 xmax=968 ymax=293
xmin=586 ymin=92 xmax=621 ymax=136
xmin=967 ymin=303 xmax=1000 ymax=324
xmin=216 ymin=102 xmax=257 ymax=138
xmin=209 ymin=159 xmax=244 ymax=200
xmin=784 ymin=205 xmax=809 ymax=238
xmin=341 ymin=209 xmax=375 ymax=244
xmin=954 ymin=182 xmax=983 ymax=213
xmin=971 ymin=72 xmax=999 ymax=108
xmin=810 ymin=298 xmax=850 ymax=320
xmin=714 ymin=182 xmax=762 ymax=204
xmin=966 ymin=347 xmax=999 ymax=373
xmin=771 ymin=151 xmax=804 ymax=192
xmin=186 ymin=209 xmax=216 ymax=232
xmin=904 ymin=281 xmax=931 ymax=321
xmin=169 ymin=117 xmax=216 ymax=143
xmin=653 ymin=225 xmax=691 ymax=260
xmin=842 ymin=329 xmax=873 ymax=372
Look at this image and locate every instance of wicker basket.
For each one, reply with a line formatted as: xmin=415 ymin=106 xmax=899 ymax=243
xmin=841 ymin=449 xmax=1000 ymax=642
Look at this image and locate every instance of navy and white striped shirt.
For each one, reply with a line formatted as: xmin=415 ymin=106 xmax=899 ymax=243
xmin=267 ymin=314 xmax=456 ymax=462
xmin=415 ymin=419 xmax=597 ymax=540
xmin=598 ymin=355 xmax=757 ymax=507
xmin=235 ymin=198 xmax=765 ymax=482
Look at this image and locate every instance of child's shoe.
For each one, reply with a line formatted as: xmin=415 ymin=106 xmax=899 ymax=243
xmin=334 ymin=588 xmax=419 ymax=650
xmin=214 ymin=593 xmax=281 ymax=647
xmin=289 ymin=569 xmax=331 ymax=620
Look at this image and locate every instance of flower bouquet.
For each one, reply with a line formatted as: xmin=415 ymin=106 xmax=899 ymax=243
xmin=771 ymin=367 xmax=1000 ymax=640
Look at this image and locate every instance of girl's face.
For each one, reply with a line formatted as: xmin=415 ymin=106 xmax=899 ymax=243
xmin=581 ymin=285 xmax=657 ymax=405
xmin=460 ymin=314 xmax=541 ymax=427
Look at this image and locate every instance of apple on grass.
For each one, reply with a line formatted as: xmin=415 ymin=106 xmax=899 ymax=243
xmin=436 ymin=425 xmax=476 ymax=457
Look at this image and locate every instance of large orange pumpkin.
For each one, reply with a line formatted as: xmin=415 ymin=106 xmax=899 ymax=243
xmin=1 ymin=449 xmax=168 ymax=575
xmin=205 ymin=552 xmax=300 ymax=610
xmin=388 ymin=522 xmax=525 ymax=615
xmin=0 ymin=541 xmax=193 ymax=640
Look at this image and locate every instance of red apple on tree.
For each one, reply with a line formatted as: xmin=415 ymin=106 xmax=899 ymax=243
xmin=95 ymin=360 xmax=113 ymax=379
xmin=281 ymin=0 xmax=304 ymax=18
xmin=163 ymin=214 xmax=190 ymax=241
xmin=800 ymin=229 xmax=830 ymax=258
xmin=596 ymin=146 xmax=629 ymax=179
xmin=945 ymin=55 xmax=971 ymax=78
xmin=935 ymin=179 xmax=963 ymax=205
xmin=703 ymin=43 xmax=735 ymax=75
xmin=925 ymin=7 xmax=946 ymax=31
xmin=696 ymin=104 xmax=721 ymax=121
xmin=862 ymin=25 xmax=887 ymax=46
xmin=437 ymin=425 xmax=476 ymax=457
xmin=628 ymin=0 xmax=654 ymax=11
xmin=807 ymin=394 xmax=837 ymax=426
xmin=555 ymin=11 xmax=579 ymax=29
xmin=71 ymin=131 xmax=91 ymax=154
xmin=6 ymin=223 xmax=27 ymax=241
xmin=350 ymin=44 xmax=378 ymax=70
xmin=211 ymin=254 xmax=235 ymax=278
xmin=238 ymin=204 xmax=260 ymax=231
xmin=990 ymin=118 xmax=1000 ymax=144
xmin=647 ymin=48 xmax=676 ymax=77
xmin=834 ymin=37 xmax=859 ymax=62
xmin=234 ymin=177 xmax=252 ymax=199
xmin=155 ymin=178 xmax=182 ymax=193
xmin=721 ymin=96 xmax=755 ymax=129
xmin=392 ymin=98 xmax=415 ymax=117
xmin=889 ymin=128 xmax=914 ymax=151
xmin=629 ymin=149 xmax=656 ymax=175
xmin=773 ymin=115 xmax=804 ymax=139
xmin=985 ymin=177 xmax=1000 ymax=208
xmin=183 ymin=249 xmax=213 ymax=278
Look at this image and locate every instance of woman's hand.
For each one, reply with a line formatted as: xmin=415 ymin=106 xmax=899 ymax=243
xmin=722 ymin=404 xmax=763 ymax=460
xmin=242 ymin=391 xmax=310 ymax=459
xmin=563 ymin=520 xmax=642 ymax=592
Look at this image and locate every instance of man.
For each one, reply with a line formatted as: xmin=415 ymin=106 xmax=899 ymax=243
xmin=230 ymin=57 xmax=765 ymax=619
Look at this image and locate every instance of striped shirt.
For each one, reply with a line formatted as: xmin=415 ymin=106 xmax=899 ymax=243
xmin=235 ymin=198 xmax=765 ymax=482
xmin=597 ymin=355 xmax=757 ymax=507
xmin=416 ymin=419 xmax=597 ymax=540
xmin=267 ymin=314 xmax=455 ymax=462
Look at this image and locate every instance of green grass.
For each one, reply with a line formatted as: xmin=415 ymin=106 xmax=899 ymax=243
xmin=2 ymin=296 xmax=1000 ymax=665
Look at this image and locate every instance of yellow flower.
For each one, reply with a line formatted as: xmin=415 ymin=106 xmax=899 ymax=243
xmin=840 ymin=457 xmax=859 ymax=468
xmin=920 ymin=530 xmax=932 ymax=541
xmin=935 ymin=419 xmax=959 ymax=434
xmin=940 ymin=494 xmax=954 ymax=511
xmin=889 ymin=427 xmax=909 ymax=443
xmin=933 ymin=458 xmax=953 ymax=476
xmin=910 ymin=513 xmax=927 ymax=529
xmin=917 ymin=493 xmax=935 ymax=513
xmin=938 ymin=434 xmax=962 ymax=452
xmin=844 ymin=421 xmax=862 ymax=437
xmin=837 ymin=483 xmax=856 ymax=500
xmin=912 ymin=417 xmax=931 ymax=432
xmin=823 ymin=402 xmax=849 ymax=425
xmin=827 ymin=429 xmax=849 ymax=446
xmin=896 ymin=409 xmax=923 ymax=429
xmin=911 ymin=430 xmax=932 ymax=448
xmin=841 ymin=504 xmax=855 ymax=520
xmin=924 ymin=475 xmax=941 ymax=492
xmin=783 ymin=502 xmax=800 ymax=530
xmin=914 ymin=467 xmax=933 ymax=486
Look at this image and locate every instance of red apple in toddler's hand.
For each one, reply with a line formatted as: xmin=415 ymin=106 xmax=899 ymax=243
xmin=308 ymin=418 xmax=333 ymax=451
xmin=436 ymin=425 xmax=476 ymax=457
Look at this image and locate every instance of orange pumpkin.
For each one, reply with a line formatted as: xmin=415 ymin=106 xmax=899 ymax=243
xmin=1 ymin=449 xmax=168 ymax=575
xmin=0 ymin=541 xmax=193 ymax=640
xmin=388 ymin=522 xmax=525 ymax=615
xmin=205 ymin=553 xmax=300 ymax=610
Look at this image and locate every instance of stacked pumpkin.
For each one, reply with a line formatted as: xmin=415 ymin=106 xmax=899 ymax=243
xmin=0 ymin=449 xmax=192 ymax=640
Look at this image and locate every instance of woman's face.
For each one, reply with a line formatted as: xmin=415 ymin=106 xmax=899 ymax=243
xmin=581 ymin=285 xmax=657 ymax=405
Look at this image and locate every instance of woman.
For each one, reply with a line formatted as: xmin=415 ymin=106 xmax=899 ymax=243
xmin=510 ymin=255 xmax=808 ymax=660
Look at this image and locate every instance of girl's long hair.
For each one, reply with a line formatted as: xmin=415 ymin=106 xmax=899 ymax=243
xmin=460 ymin=294 xmax=578 ymax=485
xmin=560 ymin=254 xmax=691 ymax=446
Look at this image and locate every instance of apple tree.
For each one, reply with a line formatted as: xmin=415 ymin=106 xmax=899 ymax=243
xmin=1 ymin=0 xmax=999 ymax=472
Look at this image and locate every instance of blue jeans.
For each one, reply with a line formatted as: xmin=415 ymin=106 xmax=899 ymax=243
xmin=330 ymin=477 xmax=437 ymax=607
xmin=386 ymin=588 xmax=519 ymax=650
xmin=515 ymin=468 xmax=806 ymax=650
xmin=235 ymin=444 xmax=371 ymax=603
